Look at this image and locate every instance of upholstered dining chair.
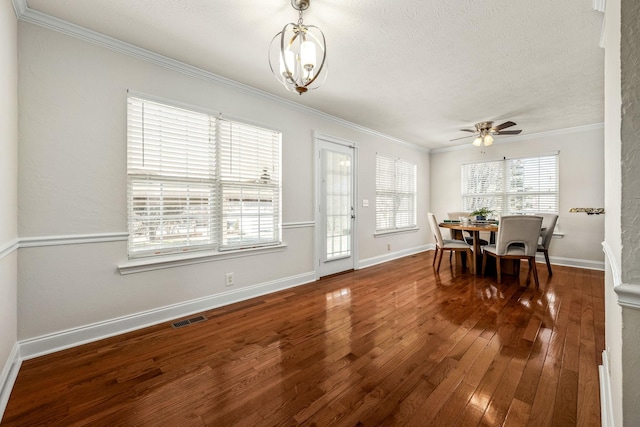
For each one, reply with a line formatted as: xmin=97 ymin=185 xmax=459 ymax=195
xmin=447 ymin=211 xmax=489 ymax=246
xmin=428 ymin=213 xmax=474 ymax=273
xmin=536 ymin=213 xmax=559 ymax=275
xmin=481 ymin=215 xmax=543 ymax=288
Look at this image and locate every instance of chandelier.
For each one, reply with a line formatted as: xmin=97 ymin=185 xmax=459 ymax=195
xmin=269 ymin=0 xmax=327 ymax=95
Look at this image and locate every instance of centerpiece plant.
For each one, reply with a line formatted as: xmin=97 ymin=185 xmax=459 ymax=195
xmin=470 ymin=207 xmax=495 ymax=220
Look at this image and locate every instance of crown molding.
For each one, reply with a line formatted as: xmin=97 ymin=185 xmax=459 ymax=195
xmin=10 ymin=0 xmax=26 ymax=17
xmin=11 ymin=0 xmax=426 ymax=153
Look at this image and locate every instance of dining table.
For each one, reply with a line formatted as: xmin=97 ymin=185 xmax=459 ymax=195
xmin=438 ymin=221 xmax=499 ymax=275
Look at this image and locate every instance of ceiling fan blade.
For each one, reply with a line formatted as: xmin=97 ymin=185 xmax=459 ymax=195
xmin=459 ymin=128 xmax=476 ymax=133
xmin=449 ymin=134 xmax=476 ymax=141
xmin=496 ymin=129 xmax=522 ymax=135
xmin=493 ymin=121 xmax=517 ymax=131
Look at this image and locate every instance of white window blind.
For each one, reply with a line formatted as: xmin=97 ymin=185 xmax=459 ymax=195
xmin=376 ymin=155 xmax=417 ymax=231
xmin=461 ymin=154 xmax=558 ymax=215
xmin=506 ymin=155 xmax=558 ymax=213
xmin=127 ymin=97 xmax=281 ymax=258
xmin=461 ymin=160 xmax=504 ymax=214
xmin=219 ymin=120 xmax=281 ymax=249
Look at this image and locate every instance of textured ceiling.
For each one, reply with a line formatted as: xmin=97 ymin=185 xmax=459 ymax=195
xmin=23 ymin=0 xmax=605 ymax=149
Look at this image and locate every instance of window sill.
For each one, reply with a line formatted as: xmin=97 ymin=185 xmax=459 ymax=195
xmin=374 ymin=227 xmax=419 ymax=238
xmin=118 ymin=243 xmax=287 ymax=275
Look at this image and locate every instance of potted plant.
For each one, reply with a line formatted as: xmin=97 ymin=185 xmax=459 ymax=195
xmin=470 ymin=207 xmax=495 ymax=220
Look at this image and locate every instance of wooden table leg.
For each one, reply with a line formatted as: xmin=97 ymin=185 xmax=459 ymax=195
xmin=472 ymin=230 xmax=482 ymax=274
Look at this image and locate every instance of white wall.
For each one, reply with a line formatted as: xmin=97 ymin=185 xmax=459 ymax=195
xmin=16 ymin=21 xmax=430 ymax=344
xmin=430 ymin=127 xmax=605 ymax=267
xmin=0 ymin=0 xmax=19 ymax=411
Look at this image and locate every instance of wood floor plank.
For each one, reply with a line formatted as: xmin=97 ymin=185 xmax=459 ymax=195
xmin=551 ymin=368 xmax=579 ymax=426
xmin=1 ymin=254 xmax=604 ymax=426
xmin=577 ymin=339 xmax=601 ymax=426
xmin=503 ymin=398 xmax=532 ymax=427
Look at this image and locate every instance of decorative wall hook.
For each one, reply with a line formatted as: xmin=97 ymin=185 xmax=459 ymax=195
xmin=569 ymin=208 xmax=605 ymax=215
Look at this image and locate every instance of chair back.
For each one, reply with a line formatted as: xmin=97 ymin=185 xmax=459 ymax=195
xmin=494 ymin=215 xmax=543 ymax=256
xmin=536 ymin=213 xmax=558 ymax=250
xmin=427 ymin=213 xmax=444 ymax=247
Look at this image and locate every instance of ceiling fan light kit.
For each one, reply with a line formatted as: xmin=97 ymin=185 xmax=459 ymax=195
xmin=451 ymin=120 xmax=522 ymax=146
xmin=269 ymin=0 xmax=327 ymax=95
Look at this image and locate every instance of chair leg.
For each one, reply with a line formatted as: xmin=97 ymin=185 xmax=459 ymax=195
xmin=482 ymin=252 xmax=487 ymax=275
xmin=529 ymin=257 xmax=540 ymax=288
xmin=495 ymin=256 xmax=502 ymax=284
xmin=432 ymin=247 xmax=438 ymax=266
xmin=466 ymin=248 xmax=474 ymax=274
xmin=436 ymin=248 xmax=444 ymax=271
xmin=543 ymin=250 xmax=552 ymax=275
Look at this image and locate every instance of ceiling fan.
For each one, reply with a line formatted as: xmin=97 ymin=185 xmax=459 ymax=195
xmin=451 ymin=121 xmax=522 ymax=146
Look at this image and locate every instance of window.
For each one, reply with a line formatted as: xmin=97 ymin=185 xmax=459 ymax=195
xmin=127 ymin=97 xmax=281 ymax=258
xmin=376 ymin=155 xmax=417 ymax=232
xmin=461 ymin=154 xmax=558 ymax=215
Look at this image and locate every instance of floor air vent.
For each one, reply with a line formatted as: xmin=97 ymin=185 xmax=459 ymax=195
xmin=171 ymin=315 xmax=208 ymax=329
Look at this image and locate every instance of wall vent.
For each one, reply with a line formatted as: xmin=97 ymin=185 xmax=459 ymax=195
xmin=171 ymin=315 xmax=208 ymax=329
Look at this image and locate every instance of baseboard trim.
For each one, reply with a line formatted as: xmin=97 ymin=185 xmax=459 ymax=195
xmin=599 ymin=350 xmax=615 ymax=427
xmin=19 ymin=271 xmax=316 ymax=360
xmin=540 ymin=254 xmax=605 ymax=271
xmin=359 ymin=245 xmax=604 ymax=272
xmin=359 ymin=244 xmax=433 ymax=269
xmin=0 ymin=343 xmax=21 ymax=420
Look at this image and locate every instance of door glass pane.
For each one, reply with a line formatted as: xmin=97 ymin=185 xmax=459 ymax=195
xmin=325 ymin=150 xmax=351 ymax=260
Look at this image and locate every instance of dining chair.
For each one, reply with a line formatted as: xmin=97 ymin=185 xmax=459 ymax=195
xmin=535 ymin=213 xmax=558 ymax=275
xmin=446 ymin=211 xmax=489 ymax=246
xmin=428 ymin=213 xmax=474 ymax=273
xmin=481 ymin=215 xmax=543 ymax=287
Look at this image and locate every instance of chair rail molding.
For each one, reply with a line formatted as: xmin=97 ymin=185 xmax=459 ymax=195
xmin=602 ymin=240 xmax=640 ymax=310
xmin=0 ymin=239 xmax=19 ymax=261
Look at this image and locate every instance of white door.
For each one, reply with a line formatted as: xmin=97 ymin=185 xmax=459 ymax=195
xmin=316 ymin=136 xmax=357 ymax=277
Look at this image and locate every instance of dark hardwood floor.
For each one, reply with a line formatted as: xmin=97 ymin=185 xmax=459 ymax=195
xmin=1 ymin=251 xmax=605 ymax=426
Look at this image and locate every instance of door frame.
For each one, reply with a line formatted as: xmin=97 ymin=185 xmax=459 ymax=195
xmin=314 ymin=131 xmax=359 ymax=279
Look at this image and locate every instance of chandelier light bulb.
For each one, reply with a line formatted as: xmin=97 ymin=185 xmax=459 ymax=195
xmin=300 ymin=40 xmax=316 ymax=71
xmin=483 ymin=134 xmax=494 ymax=146
xmin=473 ymin=136 xmax=482 ymax=146
xmin=279 ymin=49 xmax=296 ymax=78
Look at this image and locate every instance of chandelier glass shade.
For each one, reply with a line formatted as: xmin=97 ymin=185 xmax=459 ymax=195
xmin=473 ymin=132 xmax=494 ymax=146
xmin=269 ymin=0 xmax=327 ymax=95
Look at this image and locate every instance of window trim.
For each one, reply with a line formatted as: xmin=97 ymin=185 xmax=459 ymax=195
xmin=373 ymin=227 xmax=419 ymax=237
xmin=375 ymin=155 xmax=418 ymax=233
xmin=126 ymin=94 xmax=282 ymax=259
xmin=461 ymin=152 xmax=559 ymax=215
xmin=118 ymin=243 xmax=287 ymax=275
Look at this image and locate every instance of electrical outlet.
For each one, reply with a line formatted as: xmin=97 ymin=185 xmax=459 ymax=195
xmin=387 ymin=244 xmax=391 ymax=251
xmin=225 ymin=272 xmax=234 ymax=287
